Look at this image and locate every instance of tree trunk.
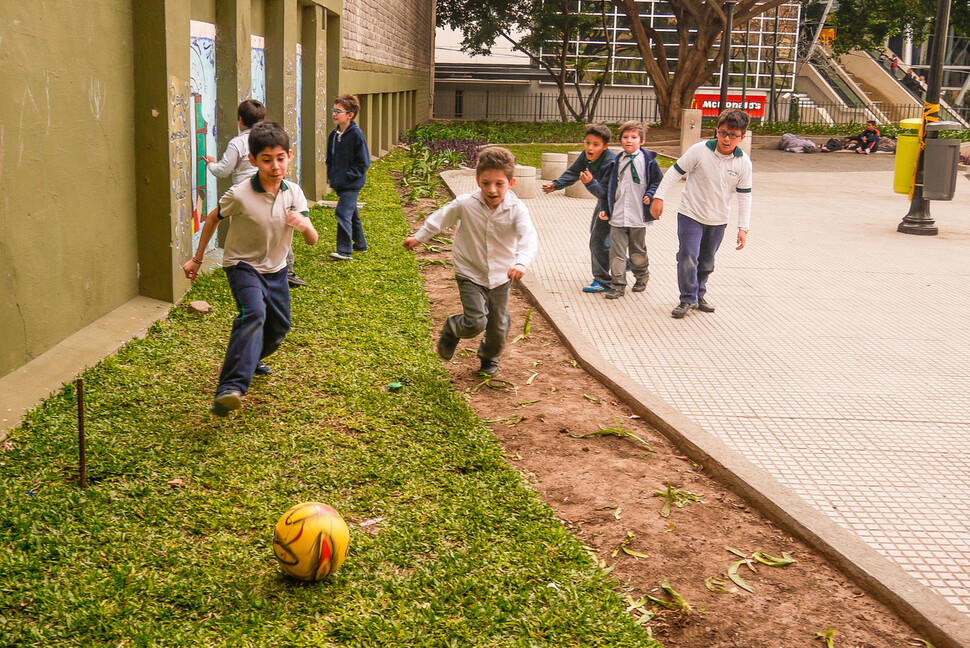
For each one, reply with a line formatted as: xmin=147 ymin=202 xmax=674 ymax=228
xmin=616 ymin=0 xmax=792 ymax=128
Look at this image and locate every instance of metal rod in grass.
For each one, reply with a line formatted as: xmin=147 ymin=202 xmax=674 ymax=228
xmin=77 ymin=377 xmax=86 ymax=489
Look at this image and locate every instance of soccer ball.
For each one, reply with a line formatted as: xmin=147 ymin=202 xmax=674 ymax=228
xmin=273 ymin=501 xmax=350 ymax=581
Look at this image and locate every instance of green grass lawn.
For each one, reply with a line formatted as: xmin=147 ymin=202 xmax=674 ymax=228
xmin=505 ymin=144 xmax=675 ymax=169
xmin=0 ymin=154 xmax=659 ymax=647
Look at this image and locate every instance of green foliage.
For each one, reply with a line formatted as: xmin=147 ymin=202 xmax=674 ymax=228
xmin=405 ymin=120 xmax=594 ymax=144
xmin=0 ymin=153 xmax=659 ymax=648
xmin=435 ymin=0 xmax=613 ymax=121
xmin=827 ymin=0 xmax=970 ymax=55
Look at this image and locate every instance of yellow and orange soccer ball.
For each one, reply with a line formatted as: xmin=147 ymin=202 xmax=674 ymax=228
xmin=272 ymin=502 xmax=350 ymax=581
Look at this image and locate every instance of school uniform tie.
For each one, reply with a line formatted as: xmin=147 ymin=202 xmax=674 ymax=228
xmin=620 ymin=152 xmax=640 ymax=183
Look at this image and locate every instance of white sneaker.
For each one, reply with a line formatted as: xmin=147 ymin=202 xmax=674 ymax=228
xmin=330 ymin=252 xmax=353 ymax=260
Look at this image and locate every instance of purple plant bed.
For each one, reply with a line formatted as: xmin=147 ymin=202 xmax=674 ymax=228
xmin=404 ymin=137 xmax=485 ymax=168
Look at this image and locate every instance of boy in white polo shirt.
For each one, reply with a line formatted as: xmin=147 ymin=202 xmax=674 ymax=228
xmin=402 ymin=147 xmax=538 ymax=378
xmin=183 ymin=121 xmax=319 ymax=416
xmin=651 ymin=109 xmax=753 ymax=318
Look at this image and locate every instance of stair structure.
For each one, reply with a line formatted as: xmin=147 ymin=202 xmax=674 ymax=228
xmin=796 ymin=45 xmax=969 ymax=128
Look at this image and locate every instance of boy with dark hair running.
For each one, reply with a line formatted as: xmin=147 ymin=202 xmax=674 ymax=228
xmin=542 ymin=123 xmax=617 ymax=293
xmin=184 ymin=121 xmax=319 ymax=415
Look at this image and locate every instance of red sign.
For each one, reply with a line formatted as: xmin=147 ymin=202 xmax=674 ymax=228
xmin=691 ymin=94 xmax=765 ymax=118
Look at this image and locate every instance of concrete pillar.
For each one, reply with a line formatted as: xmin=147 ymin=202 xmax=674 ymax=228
xmin=680 ymin=109 xmax=703 ymax=155
xmin=541 ymin=153 xmax=568 ymax=180
xmin=133 ymin=0 xmax=193 ymax=302
xmin=513 ymin=165 xmax=537 ymax=199
xmin=565 ymin=151 xmax=594 ymax=199
xmin=360 ymin=94 xmax=379 ymax=156
xmin=381 ymin=92 xmax=392 ymax=154
xmin=265 ymin=0 xmax=300 ymax=158
xmin=738 ymin=129 xmax=754 ymax=156
xmin=214 ymin=0 xmax=252 ymax=199
xmin=300 ymin=4 xmax=327 ymax=199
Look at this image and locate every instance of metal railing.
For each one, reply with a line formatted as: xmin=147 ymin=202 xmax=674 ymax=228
xmin=433 ymin=89 xmax=962 ymax=128
xmin=435 ymin=90 xmax=662 ymax=123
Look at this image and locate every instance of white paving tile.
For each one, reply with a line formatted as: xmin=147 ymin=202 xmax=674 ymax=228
xmin=446 ymin=163 xmax=970 ymax=614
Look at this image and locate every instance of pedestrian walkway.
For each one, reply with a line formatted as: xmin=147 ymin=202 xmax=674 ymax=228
xmin=443 ymin=150 xmax=970 ymax=616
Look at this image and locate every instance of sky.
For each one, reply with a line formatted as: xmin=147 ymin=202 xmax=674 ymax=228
xmin=435 ymin=27 xmax=530 ymax=64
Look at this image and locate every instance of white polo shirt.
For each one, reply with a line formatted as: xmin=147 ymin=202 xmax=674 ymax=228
xmin=413 ymin=189 xmax=538 ymax=289
xmin=218 ymin=175 xmax=309 ymax=274
xmin=654 ymin=140 xmax=752 ymax=229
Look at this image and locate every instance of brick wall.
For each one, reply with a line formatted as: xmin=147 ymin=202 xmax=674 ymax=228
xmin=342 ymin=0 xmax=433 ymax=71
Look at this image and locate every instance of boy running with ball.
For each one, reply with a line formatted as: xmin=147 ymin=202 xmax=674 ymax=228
xmin=184 ymin=122 xmax=319 ymax=416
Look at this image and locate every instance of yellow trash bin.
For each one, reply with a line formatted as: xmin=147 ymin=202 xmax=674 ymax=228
xmin=893 ymin=118 xmax=922 ymax=194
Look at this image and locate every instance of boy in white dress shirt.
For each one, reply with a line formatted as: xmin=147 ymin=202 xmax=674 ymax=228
xmin=403 ymin=147 xmax=538 ymax=377
xmin=598 ymin=121 xmax=663 ymax=300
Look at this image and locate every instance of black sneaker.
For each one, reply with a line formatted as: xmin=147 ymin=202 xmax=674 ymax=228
xmin=632 ymin=279 xmax=648 ymax=293
xmin=210 ymin=390 xmax=243 ymax=416
xmin=353 ymin=247 xmax=369 ymax=253
xmin=287 ymin=272 xmax=308 ymax=287
xmin=696 ymin=297 xmax=715 ymax=313
xmin=437 ymin=330 xmax=460 ymax=360
xmin=605 ymin=289 xmax=625 ymax=300
xmin=671 ymin=302 xmax=695 ymax=319
xmin=479 ymin=359 xmax=500 ymax=377
xmin=254 ymin=362 xmax=272 ymax=376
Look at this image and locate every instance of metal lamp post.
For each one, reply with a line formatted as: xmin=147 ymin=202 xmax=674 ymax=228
xmin=898 ymin=0 xmax=951 ymax=236
xmin=719 ymin=0 xmax=738 ymax=113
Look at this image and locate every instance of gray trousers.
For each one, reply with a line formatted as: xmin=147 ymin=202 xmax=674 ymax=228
xmin=609 ymin=226 xmax=649 ymax=288
xmin=443 ymin=276 xmax=511 ymax=363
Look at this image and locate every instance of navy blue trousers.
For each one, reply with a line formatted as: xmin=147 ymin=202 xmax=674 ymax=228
xmin=676 ymin=213 xmax=726 ymax=304
xmin=217 ymin=263 xmax=290 ymax=395
xmin=335 ymin=189 xmax=367 ymax=256
xmin=589 ymin=210 xmax=612 ymax=286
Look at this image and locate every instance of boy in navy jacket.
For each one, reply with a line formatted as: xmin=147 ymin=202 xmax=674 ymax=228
xmin=326 ymin=94 xmax=371 ymax=260
xmin=542 ymin=124 xmax=616 ymax=293
xmin=597 ymin=120 xmax=663 ymax=300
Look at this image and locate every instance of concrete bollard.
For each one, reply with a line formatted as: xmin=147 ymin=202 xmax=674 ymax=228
xmin=541 ymin=152 xmax=568 ymax=180
xmin=564 ymin=151 xmax=594 ymax=199
xmin=680 ymin=109 xmax=703 ymax=156
xmin=513 ymin=165 xmax=537 ymax=199
xmin=738 ymin=129 xmax=754 ymax=156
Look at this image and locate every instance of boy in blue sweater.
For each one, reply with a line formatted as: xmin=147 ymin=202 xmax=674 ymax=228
xmin=326 ymin=94 xmax=371 ymax=260
xmin=542 ymin=123 xmax=616 ymax=293
xmin=598 ymin=120 xmax=663 ymax=300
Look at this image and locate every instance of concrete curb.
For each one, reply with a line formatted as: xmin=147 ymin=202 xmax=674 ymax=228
xmin=517 ymin=274 xmax=970 ymax=648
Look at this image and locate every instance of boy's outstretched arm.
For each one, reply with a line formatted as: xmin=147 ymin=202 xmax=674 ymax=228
xmin=402 ymin=236 xmax=421 ymax=251
xmin=182 ymin=207 xmax=221 ymax=281
xmin=287 ymin=210 xmax=318 ymax=246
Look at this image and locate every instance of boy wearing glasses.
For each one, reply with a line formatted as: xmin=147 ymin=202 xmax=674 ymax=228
xmin=326 ymin=94 xmax=371 ymax=260
xmin=650 ymin=109 xmax=752 ymax=319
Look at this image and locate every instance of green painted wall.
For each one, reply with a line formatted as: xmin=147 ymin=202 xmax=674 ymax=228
xmin=191 ymin=0 xmax=216 ymax=23
xmin=0 ymin=0 xmax=433 ymax=380
xmin=0 ymin=1 xmax=138 ymax=376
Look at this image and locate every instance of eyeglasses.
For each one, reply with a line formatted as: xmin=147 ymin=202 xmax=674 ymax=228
xmin=331 ymin=109 xmax=349 ymax=114
xmin=716 ymin=129 xmax=743 ymax=140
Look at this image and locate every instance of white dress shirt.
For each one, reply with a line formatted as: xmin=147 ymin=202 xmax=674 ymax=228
xmin=612 ymin=152 xmax=652 ymax=228
xmin=413 ymin=189 xmax=538 ymax=289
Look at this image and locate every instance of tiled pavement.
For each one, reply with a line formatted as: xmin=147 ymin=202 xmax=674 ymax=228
xmin=443 ymin=151 xmax=970 ymax=615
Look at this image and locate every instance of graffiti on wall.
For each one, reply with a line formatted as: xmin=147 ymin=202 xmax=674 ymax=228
xmin=190 ymin=21 xmax=217 ymax=238
xmin=169 ymin=75 xmax=192 ymax=257
xmin=251 ymin=35 xmax=266 ymax=104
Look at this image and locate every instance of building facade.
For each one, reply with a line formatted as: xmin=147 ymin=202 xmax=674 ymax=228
xmin=434 ymin=1 xmax=801 ymax=122
xmin=0 ymin=0 xmax=434 ymax=382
